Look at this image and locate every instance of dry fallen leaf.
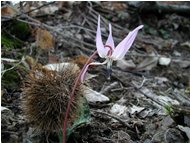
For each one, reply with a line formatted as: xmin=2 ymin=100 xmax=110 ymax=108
xmin=44 ymin=62 xmax=80 ymax=73
xmin=22 ymin=55 xmax=42 ymax=70
xmin=48 ymin=54 xmax=59 ymax=64
xmin=116 ymin=59 xmax=136 ymax=71
xmin=84 ymin=86 xmax=110 ymax=103
xmin=128 ymin=105 xmax=145 ymax=115
xmin=181 ymin=41 xmax=190 ymax=48
xmin=110 ymin=104 xmax=127 ymax=116
xmin=135 ymin=52 xmax=159 ymax=71
xmin=70 ymin=55 xmax=93 ymax=68
xmin=25 ymin=55 xmax=36 ymax=69
xmin=143 ymin=35 xmax=178 ymax=50
xmin=102 ymin=2 xmax=127 ymax=11
xmin=1 ymin=5 xmax=17 ymax=16
xmin=36 ymin=28 xmax=54 ymax=49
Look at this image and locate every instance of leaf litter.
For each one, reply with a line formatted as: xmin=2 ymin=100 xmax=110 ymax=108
xmin=1 ymin=1 xmax=190 ymax=143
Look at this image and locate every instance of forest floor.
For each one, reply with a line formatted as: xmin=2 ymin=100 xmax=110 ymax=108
xmin=1 ymin=1 xmax=190 ymax=143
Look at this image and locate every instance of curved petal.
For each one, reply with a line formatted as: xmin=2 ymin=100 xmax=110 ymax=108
xmin=80 ymin=60 xmax=108 ymax=82
xmin=96 ymin=15 xmax=108 ymax=58
xmin=112 ymin=25 xmax=143 ymax=60
xmin=105 ymin=23 xmax=115 ymax=50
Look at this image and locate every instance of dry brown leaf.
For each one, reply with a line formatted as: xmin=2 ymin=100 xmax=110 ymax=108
xmin=36 ymin=28 xmax=54 ymax=49
xmin=70 ymin=55 xmax=92 ymax=69
xmin=48 ymin=54 xmax=59 ymax=64
xmin=24 ymin=55 xmax=37 ymax=69
xmin=22 ymin=2 xmax=33 ymax=15
xmin=23 ymin=55 xmax=42 ymax=70
xmin=25 ymin=56 xmax=36 ymax=66
xmin=1 ymin=5 xmax=17 ymax=16
xmin=102 ymin=2 xmax=127 ymax=11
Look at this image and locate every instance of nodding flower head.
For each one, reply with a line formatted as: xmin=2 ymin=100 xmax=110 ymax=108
xmin=96 ymin=15 xmax=143 ymax=60
xmin=80 ymin=15 xmax=143 ymax=82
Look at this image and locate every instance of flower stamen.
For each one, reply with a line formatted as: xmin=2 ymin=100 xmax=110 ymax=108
xmin=104 ymin=45 xmax=113 ymax=56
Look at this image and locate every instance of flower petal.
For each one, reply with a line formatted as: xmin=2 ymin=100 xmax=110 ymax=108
xmin=80 ymin=60 xmax=108 ymax=82
xmin=112 ymin=25 xmax=143 ymax=60
xmin=96 ymin=15 xmax=108 ymax=58
xmin=105 ymin=23 xmax=115 ymax=50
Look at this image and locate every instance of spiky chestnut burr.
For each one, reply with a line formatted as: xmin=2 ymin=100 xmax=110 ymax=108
xmin=22 ymin=64 xmax=84 ymax=134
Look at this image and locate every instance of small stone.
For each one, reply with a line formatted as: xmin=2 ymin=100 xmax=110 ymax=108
xmin=161 ymin=115 xmax=175 ymax=129
xmin=110 ymin=104 xmax=127 ymax=116
xmin=159 ymin=57 xmax=171 ymax=66
xmin=173 ymin=50 xmax=181 ymax=57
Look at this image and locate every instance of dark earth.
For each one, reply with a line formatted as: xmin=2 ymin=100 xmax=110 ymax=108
xmin=1 ymin=1 xmax=190 ymax=143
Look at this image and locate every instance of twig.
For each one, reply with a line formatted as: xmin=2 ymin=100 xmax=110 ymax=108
xmin=76 ymin=17 xmax=86 ymax=34
xmin=18 ymin=1 xmax=55 ymax=16
xmin=132 ymin=76 xmax=148 ymax=89
xmin=17 ymin=18 xmax=41 ymax=27
xmin=139 ymin=2 xmax=190 ymax=15
xmin=172 ymin=105 xmax=190 ymax=115
xmin=2 ymin=5 xmax=130 ymax=54
xmin=132 ymin=83 xmax=164 ymax=106
xmin=1 ymin=58 xmax=19 ymax=63
xmin=111 ymin=71 xmax=163 ymax=107
xmin=91 ymin=109 xmax=131 ymax=128
xmin=160 ymin=91 xmax=190 ymax=107
xmin=16 ymin=14 xmax=97 ymax=51
xmin=2 ymin=29 xmax=25 ymax=44
xmin=173 ymin=93 xmax=190 ymax=107
xmin=1 ymin=57 xmax=24 ymax=77
xmin=100 ymin=82 xmax=119 ymax=94
xmin=87 ymin=6 xmax=124 ymax=32
xmin=83 ymin=14 xmax=97 ymax=31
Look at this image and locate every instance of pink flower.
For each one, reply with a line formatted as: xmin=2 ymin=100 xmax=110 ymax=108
xmin=81 ymin=15 xmax=143 ymax=81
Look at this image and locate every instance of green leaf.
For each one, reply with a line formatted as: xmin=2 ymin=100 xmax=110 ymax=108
xmin=1 ymin=67 xmax=20 ymax=90
xmin=159 ymin=29 xmax=170 ymax=39
xmin=1 ymin=34 xmax=21 ymax=49
xmin=59 ymin=96 xmax=90 ymax=143
xmin=164 ymin=104 xmax=173 ymax=115
xmin=11 ymin=20 xmax=30 ymax=40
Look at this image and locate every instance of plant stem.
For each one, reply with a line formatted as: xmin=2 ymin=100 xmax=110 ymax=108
xmin=62 ymin=50 xmax=98 ymax=143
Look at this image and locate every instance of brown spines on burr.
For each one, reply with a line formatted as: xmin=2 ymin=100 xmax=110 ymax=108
xmin=22 ymin=65 xmax=83 ymax=134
